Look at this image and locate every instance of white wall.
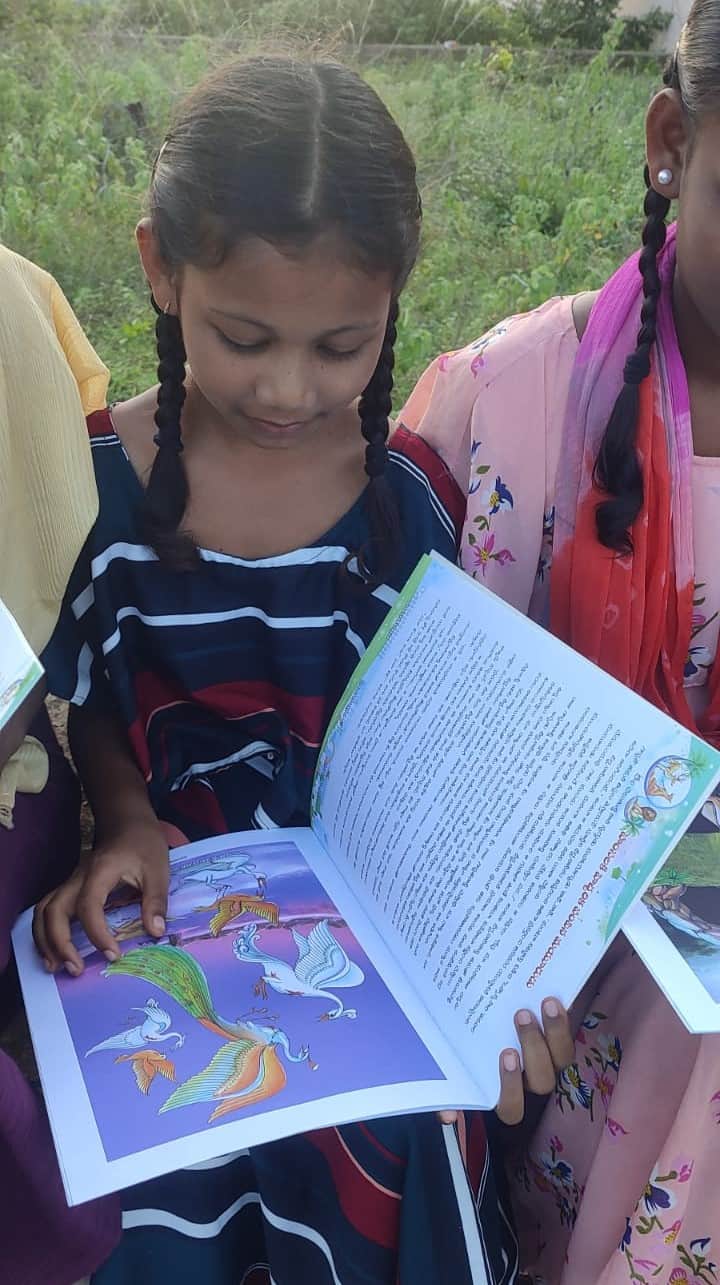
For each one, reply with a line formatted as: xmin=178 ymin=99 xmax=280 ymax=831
xmin=619 ymin=0 xmax=691 ymax=49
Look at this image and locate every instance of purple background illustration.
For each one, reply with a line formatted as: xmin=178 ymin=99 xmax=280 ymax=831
xmin=57 ymin=841 xmax=443 ymax=1161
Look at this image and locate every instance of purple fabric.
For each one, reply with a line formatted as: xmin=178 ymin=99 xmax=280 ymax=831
xmin=1 ymin=707 xmax=120 ymax=1284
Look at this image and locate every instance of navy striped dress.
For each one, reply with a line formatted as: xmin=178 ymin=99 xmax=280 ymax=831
xmin=43 ymin=407 xmax=519 ymax=1285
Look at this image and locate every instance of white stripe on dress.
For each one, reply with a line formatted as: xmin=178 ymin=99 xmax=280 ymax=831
xmin=123 ymin=1193 xmax=345 ymax=1283
xmin=100 ymin=605 xmax=366 ymax=662
xmin=388 ymin=449 xmax=456 ymax=542
xmin=442 ymin=1124 xmax=492 ymax=1285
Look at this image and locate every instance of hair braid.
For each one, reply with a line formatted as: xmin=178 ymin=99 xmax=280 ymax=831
xmin=594 ymin=166 xmax=671 ymax=553
xmin=356 ymin=299 xmax=401 ymax=584
xmin=140 ymin=299 xmax=198 ymax=568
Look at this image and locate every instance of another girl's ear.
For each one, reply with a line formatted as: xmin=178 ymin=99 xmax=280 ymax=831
xmin=645 ymin=88 xmax=689 ymax=200
xmin=136 ymin=218 xmax=177 ymax=313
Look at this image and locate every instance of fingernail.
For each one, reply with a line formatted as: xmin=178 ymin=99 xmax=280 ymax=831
xmin=503 ymin=1051 xmax=519 ymax=1072
xmin=516 ymin=1009 xmax=534 ymax=1026
xmin=64 ymin=961 xmax=80 ymax=977
xmin=104 ymin=949 xmax=119 ymax=963
xmin=44 ymin=959 xmax=54 ymax=974
xmin=152 ymin=916 xmax=165 ymax=935
xmin=543 ymin=999 xmax=561 ymax=1019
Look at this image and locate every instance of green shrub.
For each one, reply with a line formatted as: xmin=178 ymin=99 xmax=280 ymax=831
xmin=1 ymin=19 xmax=664 ymax=402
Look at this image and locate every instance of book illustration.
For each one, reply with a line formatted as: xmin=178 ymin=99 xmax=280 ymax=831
xmin=233 ymin=920 xmax=365 ymax=1020
xmin=106 ymin=945 xmax=316 ymax=1122
xmin=599 ymin=747 xmax=714 ymax=941
xmin=57 ymin=839 xmax=443 ymax=1161
xmin=70 ymin=847 xmax=279 ymax=958
xmin=115 ymin=1050 xmax=178 ymax=1095
xmin=640 ymin=812 xmax=720 ymax=1003
xmin=86 ymin=997 xmax=186 ymax=1056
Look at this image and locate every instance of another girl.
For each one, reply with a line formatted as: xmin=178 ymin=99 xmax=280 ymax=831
xmin=32 ymin=55 xmax=533 ymax=1285
xmin=0 ymin=246 xmax=119 ymax=1282
xmin=401 ymin=2 xmax=720 ymax=1280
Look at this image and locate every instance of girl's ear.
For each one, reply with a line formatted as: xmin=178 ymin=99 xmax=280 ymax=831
xmin=645 ymin=88 xmax=689 ymax=200
xmin=136 ymin=218 xmax=177 ymax=314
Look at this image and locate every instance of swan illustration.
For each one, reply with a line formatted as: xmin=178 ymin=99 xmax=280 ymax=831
xmin=115 ymin=1049 xmax=177 ymax=1094
xmin=85 ymin=998 xmax=185 ymax=1056
xmin=232 ymin=920 xmax=365 ymax=1020
xmin=105 ymin=945 xmax=316 ymax=1122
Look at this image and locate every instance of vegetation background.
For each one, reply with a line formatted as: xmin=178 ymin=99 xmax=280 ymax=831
xmin=1 ymin=0 xmax=669 ymax=401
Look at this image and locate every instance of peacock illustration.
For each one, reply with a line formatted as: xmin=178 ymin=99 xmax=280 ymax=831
xmin=205 ymin=893 xmax=279 ymax=938
xmin=232 ymin=920 xmax=365 ymax=1020
xmin=105 ymin=945 xmax=316 ymax=1122
xmin=115 ymin=1049 xmax=177 ymax=1094
xmin=85 ymin=997 xmax=185 ymax=1056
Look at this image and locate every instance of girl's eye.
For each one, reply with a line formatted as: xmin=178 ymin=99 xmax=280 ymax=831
xmin=319 ymin=346 xmax=363 ymax=362
xmin=218 ymin=332 xmax=268 ymax=353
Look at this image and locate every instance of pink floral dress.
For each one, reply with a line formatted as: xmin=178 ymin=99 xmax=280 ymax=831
xmin=401 ymin=297 xmax=720 ymax=1285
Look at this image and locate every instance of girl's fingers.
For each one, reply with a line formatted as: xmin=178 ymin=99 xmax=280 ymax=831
xmin=438 ymin=1110 xmax=459 ymax=1125
xmin=32 ymin=896 xmax=57 ymax=971
xmin=77 ymin=866 xmax=122 ymax=963
xmin=515 ymin=1009 xmax=556 ymax=1097
xmin=541 ymin=998 xmax=576 ymax=1071
xmin=496 ymin=1048 xmax=524 ymax=1125
xmin=42 ymin=891 xmax=85 ymax=976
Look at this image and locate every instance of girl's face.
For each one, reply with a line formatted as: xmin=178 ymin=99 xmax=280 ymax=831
xmin=138 ymin=225 xmax=392 ymax=449
xmin=647 ymin=93 xmax=720 ymax=348
xmin=674 ymin=114 xmax=720 ymax=344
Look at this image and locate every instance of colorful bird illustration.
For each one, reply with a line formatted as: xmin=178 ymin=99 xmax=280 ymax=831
xmin=85 ymin=997 xmax=185 ymax=1056
xmin=105 ymin=945 xmax=316 ymax=1122
xmin=232 ymin=920 xmax=365 ymax=1020
xmin=206 ymin=893 xmax=279 ymax=937
xmin=75 ymin=853 xmax=272 ymax=953
xmin=115 ymin=1049 xmax=177 ymax=1094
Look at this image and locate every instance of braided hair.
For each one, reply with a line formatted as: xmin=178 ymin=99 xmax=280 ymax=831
xmin=142 ymin=299 xmax=196 ymax=568
xmin=594 ymin=0 xmax=720 ymax=551
xmin=593 ymin=168 xmax=671 ymax=552
xmin=139 ymin=56 xmax=421 ymax=577
xmin=357 ymin=299 xmax=400 ymax=583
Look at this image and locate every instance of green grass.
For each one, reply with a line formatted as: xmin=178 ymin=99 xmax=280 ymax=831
xmin=0 ymin=21 xmax=663 ymax=403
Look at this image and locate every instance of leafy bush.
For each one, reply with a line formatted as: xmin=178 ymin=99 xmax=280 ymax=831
xmin=1 ymin=18 xmax=665 ymax=402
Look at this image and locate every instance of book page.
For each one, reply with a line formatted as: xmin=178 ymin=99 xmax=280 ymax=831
xmin=0 ymin=597 xmax=43 ymax=730
xmin=623 ymin=808 xmax=720 ymax=1033
xmin=14 ymin=828 xmax=481 ymax=1205
xmin=312 ymin=555 xmax=720 ymax=1100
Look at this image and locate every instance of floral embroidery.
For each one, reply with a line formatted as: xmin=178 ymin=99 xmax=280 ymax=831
xmin=685 ymin=583 xmax=718 ymax=685
xmin=466 ymin=444 xmax=516 ymax=576
xmin=519 ymin=1134 xmax=582 ymax=1230
xmin=606 ymin=1115 xmax=629 ymax=1138
xmin=618 ymin=1167 xmax=717 ymax=1285
xmin=556 ymin=1063 xmax=594 ymax=1116
xmin=470 ymin=533 xmax=516 ymax=577
xmin=482 ymin=475 xmax=514 ymax=514
xmin=467 ymin=322 xmax=509 ymax=377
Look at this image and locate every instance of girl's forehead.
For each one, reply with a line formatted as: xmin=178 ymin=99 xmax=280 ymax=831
xmin=184 ymin=234 xmax=392 ymax=329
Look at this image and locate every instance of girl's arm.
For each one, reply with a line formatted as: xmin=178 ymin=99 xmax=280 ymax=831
xmin=32 ymin=704 xmax=169 ymax=976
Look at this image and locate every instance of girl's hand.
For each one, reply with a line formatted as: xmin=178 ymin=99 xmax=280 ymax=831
xmin=32 ymin=819 xmax=170 ymax=977
xmin=438 ymin=999 xmax=575 ymax=1127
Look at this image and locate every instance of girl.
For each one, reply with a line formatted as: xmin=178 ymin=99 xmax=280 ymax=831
xmin=31 ymin=54 xmax=560 ymax=1285
xmin=401 ymin=2 xmax=720 ymax=1281
xmin=0 ymin=246 xmax=119 ymax=1282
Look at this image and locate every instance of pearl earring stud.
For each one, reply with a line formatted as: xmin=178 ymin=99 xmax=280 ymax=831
xmin=657 ymin=168 xmax=673 ymax=186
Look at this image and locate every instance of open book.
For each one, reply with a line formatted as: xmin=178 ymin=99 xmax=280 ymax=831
xmin=0 ymin=597 xmax=43 ymax=732
xmin=13 ymin=554 xmax=720 ymax=1204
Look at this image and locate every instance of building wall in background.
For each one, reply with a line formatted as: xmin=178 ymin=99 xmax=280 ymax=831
xmin=619 ymin=0 xmax=690 ymax=49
